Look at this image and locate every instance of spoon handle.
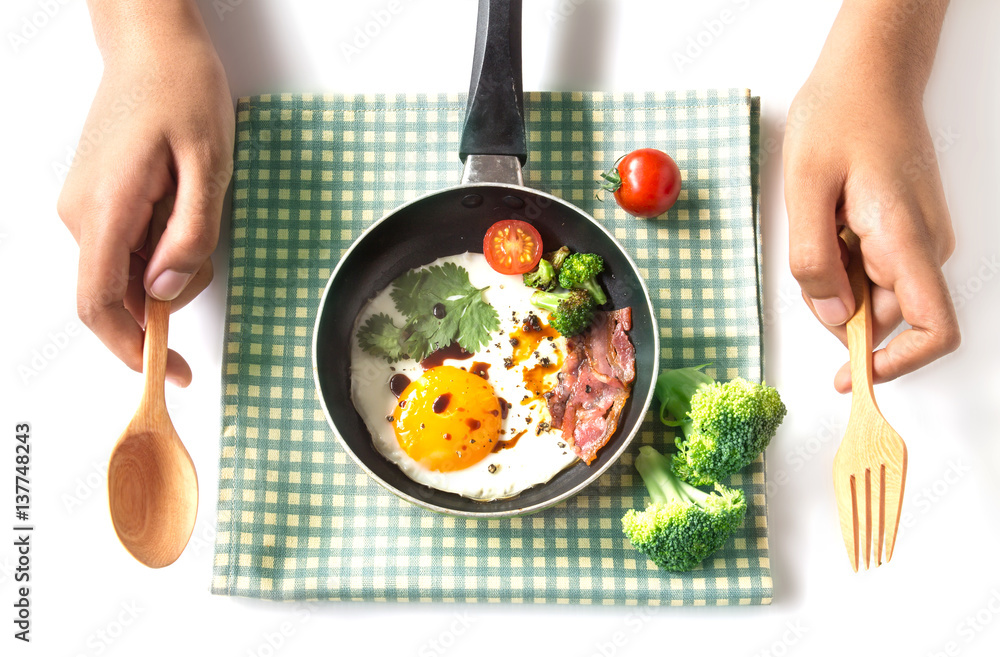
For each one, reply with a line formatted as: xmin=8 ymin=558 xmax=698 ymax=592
xmin=141 ymin=297 xmax=171 ymax=410
xmin=841 ymin=228 xmax=875 ymax=402
xmin=141 ymin=198 xmax=173 ymax=412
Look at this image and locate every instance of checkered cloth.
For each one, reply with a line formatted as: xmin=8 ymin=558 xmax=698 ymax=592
xmin=211 ymin=89 xmax=771 ymax=605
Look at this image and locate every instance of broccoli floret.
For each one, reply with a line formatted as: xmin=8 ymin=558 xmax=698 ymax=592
xmin=622 ymin=446 xmax=747 ymax=571
xmin=656 ymin=365 xmax=787 ymax=486
xmin=544 ymin=246 xmax=572 ymax=272
xmin=557 ymin=253 xmax=608 ymax=306
xmin=522 ymin=258 xmax=557 ymax=291
xmin=530 ymin=288 xmax=595 ymax=337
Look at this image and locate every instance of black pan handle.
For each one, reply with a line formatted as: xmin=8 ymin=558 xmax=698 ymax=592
xmin=459 ymin=0 xmax=526 ymax=164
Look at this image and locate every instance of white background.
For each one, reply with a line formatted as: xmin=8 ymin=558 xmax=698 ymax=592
xmin=2 ymin=0 xmax=999 ymax=655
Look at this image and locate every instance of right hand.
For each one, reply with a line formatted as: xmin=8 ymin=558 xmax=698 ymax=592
xmin=58 ymin=28 xmax=234 ymax=387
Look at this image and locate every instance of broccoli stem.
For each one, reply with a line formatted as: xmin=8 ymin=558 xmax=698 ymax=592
xmin=634 ymin=446 xmax=687 ymax=504
xmin=635 ymin=445 xmax=711 ymax=506
xmin=580 ymin=279 xmax=607 ymax=306
xmin=654 ymin=365 xmax=714 ymax=434
xmin=531 ymin=291 xmax=562 ymax=313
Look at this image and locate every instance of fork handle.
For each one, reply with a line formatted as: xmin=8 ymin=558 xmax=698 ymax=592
xmin=841 ymin=228 xmax=875 ymax=401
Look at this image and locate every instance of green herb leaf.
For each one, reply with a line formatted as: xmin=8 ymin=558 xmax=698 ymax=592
xmin=356 ymin=313 xmax=406 ymax=362
xmin=448 ymin=287 xmax=500 ymax=354
xmin=359 ymin=262 xmax=500 ymax=363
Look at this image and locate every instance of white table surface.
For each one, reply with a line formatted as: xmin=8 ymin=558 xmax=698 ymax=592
xmin=3 ymin=0 xmax=999 ymax=655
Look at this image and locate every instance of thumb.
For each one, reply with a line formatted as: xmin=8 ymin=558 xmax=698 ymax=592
xmin=785 ymin=174 xmax=855 ymax=326
xmin=144 ymin=157 xmax=226 ymax=301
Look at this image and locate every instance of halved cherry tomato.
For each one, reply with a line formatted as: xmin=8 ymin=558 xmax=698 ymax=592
xmin=483 ymin=220 xmax=543 ymax=275
xmin=601 ymin=148 xmax=682 ymax=218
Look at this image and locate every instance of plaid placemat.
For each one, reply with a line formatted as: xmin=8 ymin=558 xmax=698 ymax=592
xmin=211 ymin=89 xmax=771 ymax=605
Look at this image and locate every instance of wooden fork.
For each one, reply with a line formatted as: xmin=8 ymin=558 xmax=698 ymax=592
xmin=832 ymin=228 xmax=908 ymax=571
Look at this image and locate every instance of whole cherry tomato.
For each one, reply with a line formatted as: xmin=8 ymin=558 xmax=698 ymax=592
xmin=601 ymin=148 xmax=682 ymax=218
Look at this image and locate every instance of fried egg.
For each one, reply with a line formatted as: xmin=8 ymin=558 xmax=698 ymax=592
xmin=350 ymin=252 xmax=578 ymax=500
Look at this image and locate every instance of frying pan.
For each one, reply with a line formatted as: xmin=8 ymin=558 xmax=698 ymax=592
xmin=312 ymin=0 xmax=659 ymax=516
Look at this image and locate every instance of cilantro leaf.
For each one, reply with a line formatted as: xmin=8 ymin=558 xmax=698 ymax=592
xmin=356 ymin=313 xmax=406 ymax=362
xmin=360 ymin=261 xmax=500 ymax=363
xmin=444 ymin=286 xmax=499 ymax=355
xmin=391 ymin=262 xmax=476 ymax=317
xmin=402 ymin=330 xmax=432 ymax=363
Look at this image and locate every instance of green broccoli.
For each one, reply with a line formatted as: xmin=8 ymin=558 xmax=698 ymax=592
xmin=557 ymin=253 xmax=608 ymax=306
xmin=622 ymin=446 xmax=747 ymax=571
xmin=522 ymin=258 xmax=557 ymax=291
xmin=544 ymin=246 xmax=572 ymax=272
xmin=530 ymin=288 xmax=595 ymax=337
xmin=656 ymin=365 xmax=787 ymax=486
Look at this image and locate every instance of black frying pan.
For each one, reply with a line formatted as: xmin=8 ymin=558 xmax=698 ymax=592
xmin=312 ymin=0 xmax=659 ymax=516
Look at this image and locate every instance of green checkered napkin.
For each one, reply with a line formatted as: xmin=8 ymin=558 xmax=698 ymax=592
xmin=212 ymin=89 xmax=771 ymax=605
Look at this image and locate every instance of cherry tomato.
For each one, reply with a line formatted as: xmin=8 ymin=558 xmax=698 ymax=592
xmin=601 ymin=148 xmax=682 ymax=218
xmin=483 ymin=220 xmax=543 ymax=275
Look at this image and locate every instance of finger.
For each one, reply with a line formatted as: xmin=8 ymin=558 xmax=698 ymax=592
xmin=169 ymin=258 xmax=214 ymax=313
xmin=127 ymin=253 xmax=213 ymax=320
xmin=123 ymin=253 xmax=147 ymax=325
xmin=802 ymin=283 xmax=904 ymax=349
xmin=144 ymin=152 xmax=228 ymax=301
xmin=834 ymin=259 xmax=959 ymax=393
xmin=78 ymin=211 xmax=194 ymax=388
xmin=166 ymin=348 xmax=193 ymax=388
xmin=77 ymin=211 xmax=151 ymax=375
xmin=785 ymin=167 xmax=856 ymax=327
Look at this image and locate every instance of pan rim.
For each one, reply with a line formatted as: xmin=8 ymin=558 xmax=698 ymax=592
xmin=311 ymin=181 xmax=660 ymax=517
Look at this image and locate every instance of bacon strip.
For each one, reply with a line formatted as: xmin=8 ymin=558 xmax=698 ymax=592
xmin=547 ymin=308 xmax=636 ymax=465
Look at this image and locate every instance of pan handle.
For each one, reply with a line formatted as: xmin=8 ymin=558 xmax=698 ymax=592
xmin=459 ymin=0 xmax=526 ymax=166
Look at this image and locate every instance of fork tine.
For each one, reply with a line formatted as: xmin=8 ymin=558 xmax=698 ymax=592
xmin=834 ymin=473 xmax=859 ymax=572
xmin=883 ymin=454 xmax=907 ymax=562
xmin=872 ymin=464 xmax=885 ymax=566
xmin=859 ymin=468 xmax=872 ymax=570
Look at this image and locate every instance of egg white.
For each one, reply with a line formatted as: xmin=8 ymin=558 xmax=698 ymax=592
xmin=350 ymin=252 xmax=578 ymax=501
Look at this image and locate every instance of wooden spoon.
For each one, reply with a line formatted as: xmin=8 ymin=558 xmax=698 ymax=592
xmin=107 ymin=200 xmax=198 ymax=568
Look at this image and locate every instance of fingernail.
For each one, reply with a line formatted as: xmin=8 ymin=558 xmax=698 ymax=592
xmin=812 ymin=297 xmax=850 ymax=326
xmin=166 ymin=373 xmax=186 ymax=388
xmin=149 ymin=269 xmax=192 ymax=301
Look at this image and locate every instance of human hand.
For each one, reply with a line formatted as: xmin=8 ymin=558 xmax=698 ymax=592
xmin=783 ymin=0 xmax=959 ymax=393
xmin=58 ymin=5 xmax=234 ymax=387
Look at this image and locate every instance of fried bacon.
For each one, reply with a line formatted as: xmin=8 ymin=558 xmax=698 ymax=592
xmin=547 ymin=308 xmax=635 ymax=465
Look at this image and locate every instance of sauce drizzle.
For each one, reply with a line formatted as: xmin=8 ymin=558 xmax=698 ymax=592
xmin=421 ymin=342 xmax=473 ymax=369
xmin=388 ymin=373 xmax=411 ymax=398
xmin=432 ymin=393 xmax=452 ymax=414
xmin=470 ymin=362 xmax=491 ymax=380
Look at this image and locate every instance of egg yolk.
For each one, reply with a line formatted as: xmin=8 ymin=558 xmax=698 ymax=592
xmin=392 ymin=365 xmax=502 ymax=472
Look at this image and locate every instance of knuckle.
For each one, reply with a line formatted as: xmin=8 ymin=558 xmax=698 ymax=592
xmin=938 ymin=224 xmax=956 ymax=262
xmin=174 ymin=221 xmax=219 ymax=257
xmin=76 ymin=293 xmax=103 ymax=327
xmin=788 ymin=248 xmax=837 ymax=286
xmin=783 ymin=153 xmax=817 ymax=181
xmin=937 ymin=322 xmax=961 ymax=355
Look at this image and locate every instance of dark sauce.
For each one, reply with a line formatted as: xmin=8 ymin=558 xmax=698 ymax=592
xmin=470 ymin=362 xmax=491 ymax=380
xmin=497 ymin=397 xmax=510 ymax=420
xmin=388 ymin=373 xmax=411 ymax=398
xmin=421 ymin=342 xmax=473 ymax=369
xmin=466 ymin=418 xmax=481 ymax=431
xmin=491 ymin=429 xmax=526 ymax=453
xmin=432 ymin=393 xmax=452 ymax=414
xmin=432 ymin=303 xmax=446 ymax=319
